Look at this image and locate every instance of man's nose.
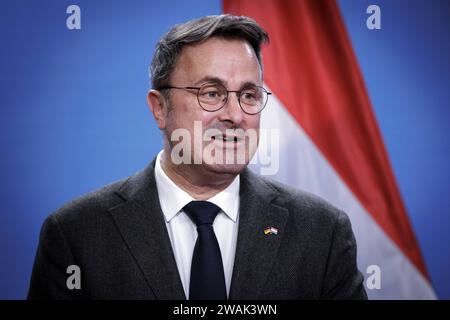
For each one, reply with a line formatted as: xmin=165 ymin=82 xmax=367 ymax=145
xmin=218 ymin=92 xmax=244 ymax=125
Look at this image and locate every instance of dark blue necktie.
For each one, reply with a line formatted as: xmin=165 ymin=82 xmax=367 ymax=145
xmin=184 ymin=201 xmax=227 ymax=300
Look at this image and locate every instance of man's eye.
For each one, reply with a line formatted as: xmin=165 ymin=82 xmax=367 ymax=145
xmin=202 ymin=90 xmax=220 ymax=98
xmin=242 ymin=92 xmax=257 ymax=101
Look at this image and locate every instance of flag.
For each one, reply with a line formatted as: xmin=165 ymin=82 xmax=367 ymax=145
xmin=224 ymin=0 xmax=435 ymax=299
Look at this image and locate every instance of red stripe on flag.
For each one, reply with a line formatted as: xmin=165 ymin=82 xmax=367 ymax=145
xmin=223 ymin=0 xmax=429 ymax=279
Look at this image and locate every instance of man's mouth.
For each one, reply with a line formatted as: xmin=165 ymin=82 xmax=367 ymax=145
xmin=211 ymin=134 xmax=242 ymax=143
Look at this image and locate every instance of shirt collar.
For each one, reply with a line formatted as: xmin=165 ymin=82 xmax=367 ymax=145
xmin=154 ymin=150 xmax=240 ymax=223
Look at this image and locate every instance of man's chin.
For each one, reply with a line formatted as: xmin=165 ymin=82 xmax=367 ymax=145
xmin=203 ymin=162 xmax=248 ymax=176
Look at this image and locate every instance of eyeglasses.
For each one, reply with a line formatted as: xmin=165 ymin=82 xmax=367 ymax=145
xmin=159 ymin=83 xmax=271 ymax=115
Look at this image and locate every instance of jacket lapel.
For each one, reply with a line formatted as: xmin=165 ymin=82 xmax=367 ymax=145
xmin=229 ymin=169 xmax=289 ymax=300
xmin=108 ymin=160 xmax=185 ymax=300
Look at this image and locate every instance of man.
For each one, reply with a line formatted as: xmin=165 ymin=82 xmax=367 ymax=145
xmin=28 ymin=14 xmax=367 ymax=300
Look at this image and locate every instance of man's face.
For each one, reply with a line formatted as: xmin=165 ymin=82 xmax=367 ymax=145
xmin=161 ymin=37 xmax=262 ymax=176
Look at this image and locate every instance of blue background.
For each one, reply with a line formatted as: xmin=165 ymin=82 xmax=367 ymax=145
xmin=0 ymin=0 xmax=448 ymax=299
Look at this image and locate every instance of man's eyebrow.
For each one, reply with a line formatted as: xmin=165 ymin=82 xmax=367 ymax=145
xmin=193 ymin=76 xmax=225 ymax=86
xmin=193 ymin=76 xmax=261 ymax=88
xmin=240 ymin=81 xmax=260 ymax=88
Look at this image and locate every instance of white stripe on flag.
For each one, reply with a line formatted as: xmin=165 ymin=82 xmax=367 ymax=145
xmin=251 ymin=89 xmax=436 ymax=299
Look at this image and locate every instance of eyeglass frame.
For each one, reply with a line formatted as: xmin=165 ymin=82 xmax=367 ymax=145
xmin=158 ymin=83 xmax=271 ymax=115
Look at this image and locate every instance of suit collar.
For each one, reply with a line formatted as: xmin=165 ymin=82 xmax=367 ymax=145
xmin=108 ymin=159 xmax=186 ymax=299
xmin=229 ymin=169 xmax=290 ymax=299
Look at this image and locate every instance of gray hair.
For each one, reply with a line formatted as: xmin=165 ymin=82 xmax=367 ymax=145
xmin=150 ymin=14 xmax=269 ymax=90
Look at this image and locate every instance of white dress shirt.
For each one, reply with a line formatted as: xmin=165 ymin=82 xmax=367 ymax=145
xmin=154 ymin=150 xmax=239 ymax=299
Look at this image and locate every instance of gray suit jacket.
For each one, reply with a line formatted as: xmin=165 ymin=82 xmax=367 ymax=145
xmin=28 ymin=159 xmax=367 ymax=299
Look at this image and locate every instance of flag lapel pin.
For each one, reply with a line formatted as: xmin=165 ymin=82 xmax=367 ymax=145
xmin=264 ymin=226 xmax=278 ymax=235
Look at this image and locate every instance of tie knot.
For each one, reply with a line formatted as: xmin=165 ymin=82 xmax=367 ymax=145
xmin=184 ymin=201 xmax=221 ymax=226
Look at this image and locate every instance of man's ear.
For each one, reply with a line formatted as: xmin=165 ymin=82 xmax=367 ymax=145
xmin=147 ymin=89 xmax=167 ymax=129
